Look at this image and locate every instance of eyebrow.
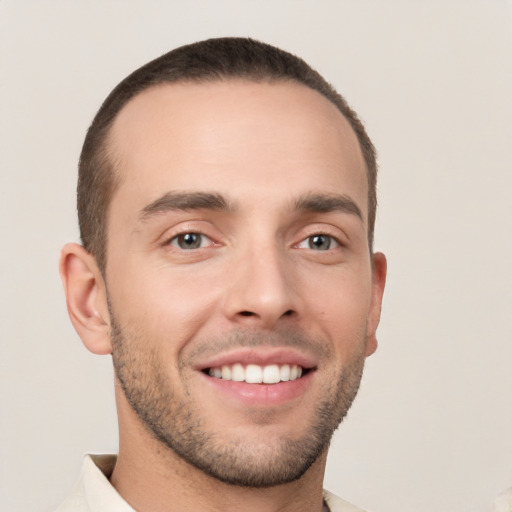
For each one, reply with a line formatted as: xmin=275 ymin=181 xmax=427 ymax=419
xmin=139 ymin=191 xmax=233 ymax=221
xmin=138 ymin=190 xmax=363 ymax=222
xmin=293 ymin=193 xmax=363 ymax=220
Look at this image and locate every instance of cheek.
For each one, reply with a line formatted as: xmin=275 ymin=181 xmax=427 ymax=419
xmin=108 ymin=262 xmax=224 ymax=350
xmin=303 ymin=267 xmax=373 ymax=347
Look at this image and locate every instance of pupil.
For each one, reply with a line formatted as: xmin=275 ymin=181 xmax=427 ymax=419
xmin=180 ymin=233 xmax=200 ymax=249
xmin=310 ymin=235 xmax=330 ymax=250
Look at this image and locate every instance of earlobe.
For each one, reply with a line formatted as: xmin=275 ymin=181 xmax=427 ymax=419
xmin=365 ymin=251 xmax=387 ymax=357
xmin=59 ymin=243 xmax=112 ymax=355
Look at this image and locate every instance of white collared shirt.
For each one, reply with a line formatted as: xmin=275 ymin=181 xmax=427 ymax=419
xmin=55 ymin=454 xmax=367 ymax=512
xmin=495 ymin=486 xmax=512 ymax=512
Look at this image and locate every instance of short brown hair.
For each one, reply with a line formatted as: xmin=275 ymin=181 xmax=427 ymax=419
xmin=78 ymin=37 xmax=377 ymax=273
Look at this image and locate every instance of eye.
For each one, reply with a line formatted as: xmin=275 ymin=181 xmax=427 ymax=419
xmin=298 ymin=234 xmax=340 ymax=251
xmin=168 ymin=232 xmax=212 ymax=250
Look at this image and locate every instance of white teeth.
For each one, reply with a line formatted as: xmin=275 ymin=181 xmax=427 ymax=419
xmin=207 ymin=363 xmax=305 ymax=384
xmin=209 ymin=367 xmax=222 ymax=378
xmin=231 ymin=363 xmax=245 ymax=382
xmin=262 ymin=364 xmax=280 ymax=384
xmin=279 ymin=364 xmax=290 ymax=381
xmin=245 ymin=364 xmax=263 ymax=383
xmin=221 ymin=365 xmax=232 ymax=380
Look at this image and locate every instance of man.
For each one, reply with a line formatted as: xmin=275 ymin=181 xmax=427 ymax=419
xmin=58 ymin=37 xmax=386 ymax=512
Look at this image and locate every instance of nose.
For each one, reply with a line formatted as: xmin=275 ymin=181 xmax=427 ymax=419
xmin=222 ymin=242 xmax=300 ymax=328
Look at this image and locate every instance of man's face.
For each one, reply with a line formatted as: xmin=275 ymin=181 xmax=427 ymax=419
xmin=104 ymin=80 xmax=385 ymax=486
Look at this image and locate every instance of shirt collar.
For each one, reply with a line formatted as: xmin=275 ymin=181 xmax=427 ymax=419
xmin=81 ymin=454 xmax=134 ymax=511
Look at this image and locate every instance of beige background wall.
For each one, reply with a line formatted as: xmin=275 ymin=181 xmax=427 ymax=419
xmin=1 ymin=1 xmax=511 ymax=511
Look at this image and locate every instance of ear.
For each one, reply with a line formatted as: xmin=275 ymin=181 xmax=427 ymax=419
xmin=59 ymin=243 xmax=112 ymax=355
xmin=365 ymin=251 xmax=387 ymax=357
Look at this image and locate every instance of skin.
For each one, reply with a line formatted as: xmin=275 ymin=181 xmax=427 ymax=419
xmin=60 ymin=80 xmax=386 ymax=512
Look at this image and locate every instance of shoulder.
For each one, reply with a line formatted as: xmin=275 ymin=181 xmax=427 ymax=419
xmin=53 ymin=454 xmax=132 ymax=512
xmin=54 ymin=476 xmax=89 ymax=512
xmin=494 ymin=485 xmax=512 ymax=512
xmin=323 ymin=489 xmax=370 ymax=512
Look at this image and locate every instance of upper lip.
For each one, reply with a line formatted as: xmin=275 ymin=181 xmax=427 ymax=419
xmin=194 ymin=347 xmax=318 ymax=371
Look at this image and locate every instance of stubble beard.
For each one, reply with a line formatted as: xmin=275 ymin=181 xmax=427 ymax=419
xmin=110 ymin=314 xmax=366 ymax=488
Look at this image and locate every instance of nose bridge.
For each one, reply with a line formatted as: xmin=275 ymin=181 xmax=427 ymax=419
xmin=224 ymin=233 xmax=297 ymax=325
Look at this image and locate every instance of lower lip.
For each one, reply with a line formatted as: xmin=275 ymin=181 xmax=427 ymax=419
xmin=199 ymin=371 xmax=314 ymax=406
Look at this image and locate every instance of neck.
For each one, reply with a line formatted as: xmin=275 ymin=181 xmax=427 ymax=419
xmin=111 ymin=383 xmax=327 ymax=512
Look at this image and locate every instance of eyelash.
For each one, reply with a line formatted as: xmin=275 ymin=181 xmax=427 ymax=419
xmin=166 ymin=232 xmax=214 ymax=250
xmin=296 ymin=234 xmax=341 ymax=251
xmin=165 ymin=231 xmax=341 ymax=253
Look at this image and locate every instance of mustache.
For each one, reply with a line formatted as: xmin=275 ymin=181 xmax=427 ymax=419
xmin=183 ymin=328 xmax=332 ymax=364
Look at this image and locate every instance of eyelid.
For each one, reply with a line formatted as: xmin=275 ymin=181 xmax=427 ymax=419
xmin=158 ymin=221 xmax=221 ymax=249
xmin=293 ymin=223 xmax=348 ymax=247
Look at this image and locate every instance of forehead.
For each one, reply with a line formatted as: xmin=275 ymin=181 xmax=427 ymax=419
xmin=108 ymin=79 xmax=367 ymax=216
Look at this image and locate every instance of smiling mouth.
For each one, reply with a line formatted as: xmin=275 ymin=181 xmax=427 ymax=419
xmin=205 ymin=363 xmax=311 ymax=384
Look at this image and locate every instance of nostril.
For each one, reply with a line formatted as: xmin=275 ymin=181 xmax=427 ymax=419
xmin=236 ymin=309 xmax=295 ymax=320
